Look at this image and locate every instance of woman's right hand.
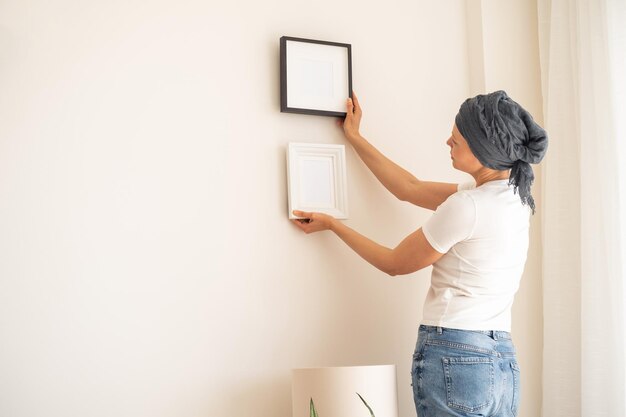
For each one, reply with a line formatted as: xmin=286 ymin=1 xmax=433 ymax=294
xmin=337 ymin=91 xmax=362 ymax=141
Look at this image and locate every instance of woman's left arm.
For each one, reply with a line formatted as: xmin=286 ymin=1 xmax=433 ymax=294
xmin=292 ymin=210 xmax=444 ymax=276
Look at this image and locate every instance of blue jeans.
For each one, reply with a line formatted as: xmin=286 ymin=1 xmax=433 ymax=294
xmin=411 ymin=325 xmax=520 ymax=417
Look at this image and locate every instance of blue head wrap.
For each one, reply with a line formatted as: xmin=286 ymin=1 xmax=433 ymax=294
xmin=455 ymin=90 xmax=548 ymax=214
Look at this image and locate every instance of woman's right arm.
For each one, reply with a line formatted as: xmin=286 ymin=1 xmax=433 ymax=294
xmin=342 ymin=94 xmax=458 ymax=210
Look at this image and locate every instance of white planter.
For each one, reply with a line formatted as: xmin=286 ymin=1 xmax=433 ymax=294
xmin=292 ymin=365 xmax=398 ymax=417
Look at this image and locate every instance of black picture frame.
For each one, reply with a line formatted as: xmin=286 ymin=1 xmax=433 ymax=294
xmin=280 ymin=36 xmax=353 ymax=117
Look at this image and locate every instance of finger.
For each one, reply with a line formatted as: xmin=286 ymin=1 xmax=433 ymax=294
xmin=293 ymin=210 xmax=312 ymax=218
xmin=291 ymin=219 xmax=308 ymax=231
xmin=296 ymin=220 xmax=315 ymax=232
xmin=351 ymin=92 xmax=362 ymax=114
xmin=336 ymin=118 xmax=344 ymax=127
xmin=346 ymin=97 xmax=354 ymax=116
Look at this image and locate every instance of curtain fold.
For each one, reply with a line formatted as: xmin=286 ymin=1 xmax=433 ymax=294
xmin=538 ymin=0 xmax=626 ymax=416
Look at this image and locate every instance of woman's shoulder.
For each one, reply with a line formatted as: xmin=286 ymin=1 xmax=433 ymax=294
xmin=438 ymin=188 xmax=477 ymax=214
xmin=457 ymin=180 xmax=477 ymax=191
xmin=460 ymin=180 xmax=533 ymax=219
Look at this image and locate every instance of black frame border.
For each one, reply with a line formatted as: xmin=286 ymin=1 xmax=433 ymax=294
xmin=280 ymin=36 xmax=353 ymax=118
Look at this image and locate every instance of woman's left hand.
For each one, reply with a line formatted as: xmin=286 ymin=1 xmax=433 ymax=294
xmin=291 ymin=210 xmax=335 ymax=234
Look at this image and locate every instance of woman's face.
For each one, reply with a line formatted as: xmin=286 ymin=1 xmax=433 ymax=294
xmin=447 ymin=124 xmax=483 ymax=174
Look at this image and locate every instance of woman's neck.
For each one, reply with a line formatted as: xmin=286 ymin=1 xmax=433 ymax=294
xmin=473 ymin=169 xmax=510 ymax=187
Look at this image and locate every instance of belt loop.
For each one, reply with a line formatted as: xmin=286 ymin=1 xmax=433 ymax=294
xmin=492 ymin=331 xmax=499 ymax=341
xmin=437 ymin=326 xmax=443 ymax=335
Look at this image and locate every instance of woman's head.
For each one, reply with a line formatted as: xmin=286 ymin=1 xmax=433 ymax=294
xmin=453 ymin=90 xmax=548 ymax=213
xmin=447 ymin=124 xmax=489 ymax=173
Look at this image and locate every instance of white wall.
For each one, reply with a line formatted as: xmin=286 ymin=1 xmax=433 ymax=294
xmin=0 ymin=1 xmax=542 ymax=417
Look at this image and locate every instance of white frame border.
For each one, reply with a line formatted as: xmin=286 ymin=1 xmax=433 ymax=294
xmin=287 ymin=143 xmax=348 ymax=220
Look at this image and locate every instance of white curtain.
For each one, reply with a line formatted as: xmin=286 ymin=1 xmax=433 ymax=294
xmin=538 ymin=0 xmax=626 ymax=416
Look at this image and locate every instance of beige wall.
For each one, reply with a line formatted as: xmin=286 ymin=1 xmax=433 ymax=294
xmin=0 ymin=1 xmax=542 ymax=416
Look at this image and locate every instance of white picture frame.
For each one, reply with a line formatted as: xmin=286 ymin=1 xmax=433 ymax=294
xmin=287 ymin=143 xmax=348 ymax=220
xmin=280 ymin=36 xmax=353 ymax=117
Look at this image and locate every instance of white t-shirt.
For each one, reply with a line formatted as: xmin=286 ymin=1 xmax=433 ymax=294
xmin=421 ymin=179 xmax=531 ymax=332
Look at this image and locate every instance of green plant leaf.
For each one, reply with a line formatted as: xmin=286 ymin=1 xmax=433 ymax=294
xmin=356 ymin=392 xmax=375 ymax=417
xmin=310 ymin=398 xmax=318 ymax=417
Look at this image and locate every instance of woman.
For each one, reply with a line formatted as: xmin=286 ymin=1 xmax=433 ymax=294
xmin=292 ymin=90 xmax=547 ymax=417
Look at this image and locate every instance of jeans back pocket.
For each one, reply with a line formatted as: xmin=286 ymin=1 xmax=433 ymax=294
xmin=442 ymin=356 xmax=495 ymax=413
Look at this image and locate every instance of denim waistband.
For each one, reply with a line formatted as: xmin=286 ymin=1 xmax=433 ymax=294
xmin=419 ymin=325 xmax=512 ymax=341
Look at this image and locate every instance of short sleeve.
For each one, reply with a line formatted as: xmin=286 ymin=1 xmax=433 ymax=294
xmin=422 ymin=192 xmax=476 ymax=254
